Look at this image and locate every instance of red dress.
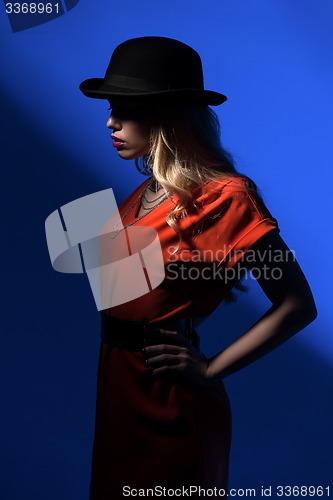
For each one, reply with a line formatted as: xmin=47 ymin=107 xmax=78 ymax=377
xmin=89 ymin=176 xmax=279 ymax=499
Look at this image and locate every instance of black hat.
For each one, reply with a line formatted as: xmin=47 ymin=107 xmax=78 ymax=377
xmin=79 ymin=36 xmax=227 ymax=106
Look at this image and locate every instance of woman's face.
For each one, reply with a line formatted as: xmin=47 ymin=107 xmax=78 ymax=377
xmin=106 ymin=103 xmax=152 ymax=160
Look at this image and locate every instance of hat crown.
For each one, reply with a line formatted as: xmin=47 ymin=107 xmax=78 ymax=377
xmin=104 ymin=36 xmax=204 ymax=92
xmin=79 ymin=36 xmax=227 ymax=106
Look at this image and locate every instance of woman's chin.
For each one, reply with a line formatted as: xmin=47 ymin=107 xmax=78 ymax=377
xmin=116 ymin=149 xmax=149 ymax=161
xmin=116 ymin=150 xmax=136 ymax=160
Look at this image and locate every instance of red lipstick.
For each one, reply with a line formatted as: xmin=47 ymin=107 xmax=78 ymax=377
xmin=111 ymin=134 xmax=125 ymax=148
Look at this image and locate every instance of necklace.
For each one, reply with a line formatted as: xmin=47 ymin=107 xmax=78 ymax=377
xmin=147 ymin=177 xmax=162 ymax=192
xmin=142 ymin=189 xmax=166 ymax=204
xmin=110 ymin=178 xmax=170 ymax=238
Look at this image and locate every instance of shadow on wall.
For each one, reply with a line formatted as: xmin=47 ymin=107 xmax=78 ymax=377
xmin=0 ymin=90 xmax=331 ymax=499
xmin=202 ymin=298 xmax=331 ymax=490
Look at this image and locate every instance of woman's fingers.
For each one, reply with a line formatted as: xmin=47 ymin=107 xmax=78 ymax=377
xmin=141 ymin=329 xmax=213 ymax=386
xmin=143 ymin=343 xmax=186 ymax=357
xmin=149 ymin=364 xmax=185 ymax=378
xmin=144 ymin=353 xmax=183 ymax=368
xmin=141 ymin=342 xmax=212 ymax=385
xmin=143 ymin=346 xmax=189 ymax=367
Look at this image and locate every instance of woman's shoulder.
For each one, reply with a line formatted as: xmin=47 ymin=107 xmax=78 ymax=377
xmin=205 ymin=174 xmax=256 ymax=192
xmin=192 ymin=174 xmax=275 ymax=223
xmin=196 ymin=174 xmax=258 ymax=204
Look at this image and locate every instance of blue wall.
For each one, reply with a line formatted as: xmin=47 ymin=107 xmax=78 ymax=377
xmin=1 ymin=1 xmax=332 ymax=498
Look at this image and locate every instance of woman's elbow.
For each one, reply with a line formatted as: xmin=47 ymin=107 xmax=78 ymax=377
xmin=298 ymin=301 xmax=317 ymax=326
xmin=306 ymin=300 xmax=318 ymax=324
xmin=283 ymin=293 xmax=317 ymax=330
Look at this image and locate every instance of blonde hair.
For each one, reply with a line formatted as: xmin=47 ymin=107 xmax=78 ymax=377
xmin=137 ymin=104 xmax=246 ymax=238
xmin=135 ymin=104 xmax=254 ymax=301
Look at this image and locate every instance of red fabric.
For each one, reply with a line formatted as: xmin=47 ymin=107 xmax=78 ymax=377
xmin=89 ymin=176 xmax=279 ymax=499
xmin=106 ymin=176 xmax=279 ymax=322
xmin=89 ymin=342 xmax=232 ymax=499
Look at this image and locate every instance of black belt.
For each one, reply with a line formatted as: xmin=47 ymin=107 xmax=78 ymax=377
xmin=100 ymin=314 xmax=200 ymax=351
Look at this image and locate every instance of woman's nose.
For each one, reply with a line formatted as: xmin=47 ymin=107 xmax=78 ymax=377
xmin=106 ymin=112 xmax=121 ymax=130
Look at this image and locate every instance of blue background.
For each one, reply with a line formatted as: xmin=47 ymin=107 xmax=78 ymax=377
xmin=1 ymin=1 xmax=332 ymax=498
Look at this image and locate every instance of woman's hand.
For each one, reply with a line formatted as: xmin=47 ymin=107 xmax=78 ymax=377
xmin=142 ymin=329 xmax=215 ymax=386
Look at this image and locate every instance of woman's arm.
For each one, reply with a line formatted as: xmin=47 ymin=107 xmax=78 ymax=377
xmin=144 ymin=231 xmax=317 ymax=384
xmin=206 ymin=230 xmax=317 ymax=379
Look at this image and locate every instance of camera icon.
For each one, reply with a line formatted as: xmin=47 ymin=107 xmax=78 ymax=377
xmin=45 ymin=189 xmax=165 ymax=310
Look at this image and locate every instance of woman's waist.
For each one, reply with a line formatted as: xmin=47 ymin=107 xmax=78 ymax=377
xmin=100 ymin=314 xmax=200 ymax=351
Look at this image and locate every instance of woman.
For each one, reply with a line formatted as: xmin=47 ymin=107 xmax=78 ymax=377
xmin=80 ymin=37 xmax=317 ymax=499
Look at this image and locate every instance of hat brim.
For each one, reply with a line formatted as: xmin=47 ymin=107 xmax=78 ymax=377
xmin=79 ymin=78 xmax=227 ymax=106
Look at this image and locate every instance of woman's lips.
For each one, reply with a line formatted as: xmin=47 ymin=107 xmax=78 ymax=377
xmin=111 ymin=135 xmax=125 ymax=148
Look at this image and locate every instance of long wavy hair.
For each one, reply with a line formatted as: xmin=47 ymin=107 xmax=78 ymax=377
xmin=136 ymin=104 xmax=258 ymax=236
xmin=135 ymin=103 xmax=257 ymax=301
